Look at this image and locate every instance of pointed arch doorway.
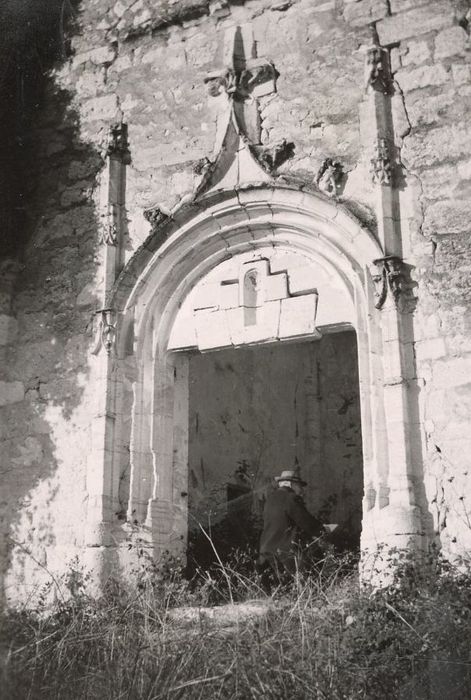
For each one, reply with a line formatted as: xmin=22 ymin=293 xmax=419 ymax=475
xmin=108 ymin=184 xmax=430 ymax=576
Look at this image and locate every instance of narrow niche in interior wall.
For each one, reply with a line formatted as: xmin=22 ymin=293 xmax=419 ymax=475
xmin=243 ymin=269 xmax=258 ymax=326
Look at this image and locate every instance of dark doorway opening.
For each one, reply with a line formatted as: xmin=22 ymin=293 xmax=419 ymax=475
xmin=186 ymin=330 xmax=363 ymax=565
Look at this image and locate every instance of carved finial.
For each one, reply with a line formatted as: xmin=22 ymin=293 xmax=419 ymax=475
xmin=370 ymin=138 xmax=392 ymax=186
xmin=372 ymin=256 xmax=405 ymax=309
xmin=204 ymin=26 xmax=277 ymax=145
xmin=107 ymin=123 xmax=131 ymax=163
xmin=315 ymin=158 xmax=344 ymax=197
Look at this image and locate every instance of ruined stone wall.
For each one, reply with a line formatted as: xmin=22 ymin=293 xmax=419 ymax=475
xmin=1 ymin=0 xmax=471 ymax=602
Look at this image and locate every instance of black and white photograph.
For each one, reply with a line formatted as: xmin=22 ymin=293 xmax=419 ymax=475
xmin=1 ymin=1 xmax=471 ymax=697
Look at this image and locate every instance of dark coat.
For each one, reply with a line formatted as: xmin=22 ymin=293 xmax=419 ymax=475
xmin=259 ymin=486 xmax=323 ymax=557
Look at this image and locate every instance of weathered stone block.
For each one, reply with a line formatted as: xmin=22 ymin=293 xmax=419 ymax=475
xmin=343 ymin=0 xmax=389 ymax=27
xmin=406 ymin=91 xmax=454 ymax=128
xmin=279 ymin=294 xmax=319 ymax=339
xmin=452 ymin=63 xmax=471 ymax=86
xmin=0 ymin=315 xmax=17 ymax=346
xmin=11 ymin=437 xmax=44 ymax=467
xmin=240 ymin=300 xmax=281 ymax=345
xmin=76 ymin=283 xmax=99 ymax=309
xmin=402 ymin=123 xmax=471 ymax=168
xmin=219 ymin=283 xmax=239 ymax=310
xmin=264 ymin=274 xmax=288 ymax=302
xmin=423 ymin=199 xmax=469 ymax=236
xmin=193 ymin=283 xmax=220 ymax=311
xmin=401 ymin=39 xmax=431 ymax=67
xmin=0 ymin=381 xmax=24 ymax=407
xmin=390 ymin=0 xmax=429 ymax=11
xmin=195 ymin=308 xmax=232 ymax=350
xmin=141 ymin=47 xmax=165 ymax=65
xmin=414 ymin=337 xmax=447 ymax=362
xmin=75 ymin=68 xmax=107 ymax=98
xmin=394 ymin=63 xmax=449 ymax=92
xmin=457 ymin=159 xmax=471 ymax=180
xmin=377 ymin=2 xmax=453 ymax=45
xmin=434 ymin=26 xmax=468 ymax=59
xmin=433 ymin=356 xmax=471 ymax=389
xmin=60 ymin=181 xmax=91 ymax=208
xmin=81 ymin=94 xmax=119 ymax=122
xmin=72 ymin=45 xmax=117 ymax=68
xmin=419 ymin=163 xmax=456 ymax=200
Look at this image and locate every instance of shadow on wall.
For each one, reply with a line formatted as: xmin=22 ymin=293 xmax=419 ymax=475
xmin=0 ymin=0 xmax=105 ymax=604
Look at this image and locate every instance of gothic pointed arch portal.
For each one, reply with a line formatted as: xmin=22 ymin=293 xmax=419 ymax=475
xmin=106 ymin=184 xmax=430 ymax=576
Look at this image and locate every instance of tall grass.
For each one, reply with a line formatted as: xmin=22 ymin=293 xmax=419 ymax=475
xmin=1 ymin=549 xmax=471 ymax=699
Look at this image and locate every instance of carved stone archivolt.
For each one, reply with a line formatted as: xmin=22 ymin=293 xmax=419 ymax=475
xmin=372 ymin=256 xmax=406 ymax=310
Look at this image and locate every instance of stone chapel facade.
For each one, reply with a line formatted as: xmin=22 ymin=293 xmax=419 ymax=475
xmin=1 ymin=0 xmax=471 ymax=604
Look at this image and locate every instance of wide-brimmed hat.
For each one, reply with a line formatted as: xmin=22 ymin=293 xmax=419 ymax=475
xmin=274 ymin=470 xmax=307 ymax=486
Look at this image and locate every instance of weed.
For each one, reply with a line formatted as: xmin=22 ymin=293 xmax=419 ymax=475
xmin=1 ymin=548 xmax=470 ymax=699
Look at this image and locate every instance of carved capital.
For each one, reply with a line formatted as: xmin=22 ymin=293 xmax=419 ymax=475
xmin=315 ymin=158 xmax=344 ymax=198
xmin=107 ymin=123 xmax=131 ymax=163
xmin=370 ymin=138 xmax=392 ymax=186
xmin=372 ymin=256 xmax=405 ymax=309
xmin=143 ymin=206 xmax=168 ymax=232
xmin=92 ymin=308 xmax=117 ymax=356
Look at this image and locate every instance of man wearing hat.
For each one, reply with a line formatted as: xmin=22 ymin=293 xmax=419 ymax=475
xmin=257 ymin=469 xmax=324 ymax=583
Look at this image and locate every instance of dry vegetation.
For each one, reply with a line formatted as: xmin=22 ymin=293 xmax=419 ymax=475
xmin=1 ymin=547 xmax=471 ymax=699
